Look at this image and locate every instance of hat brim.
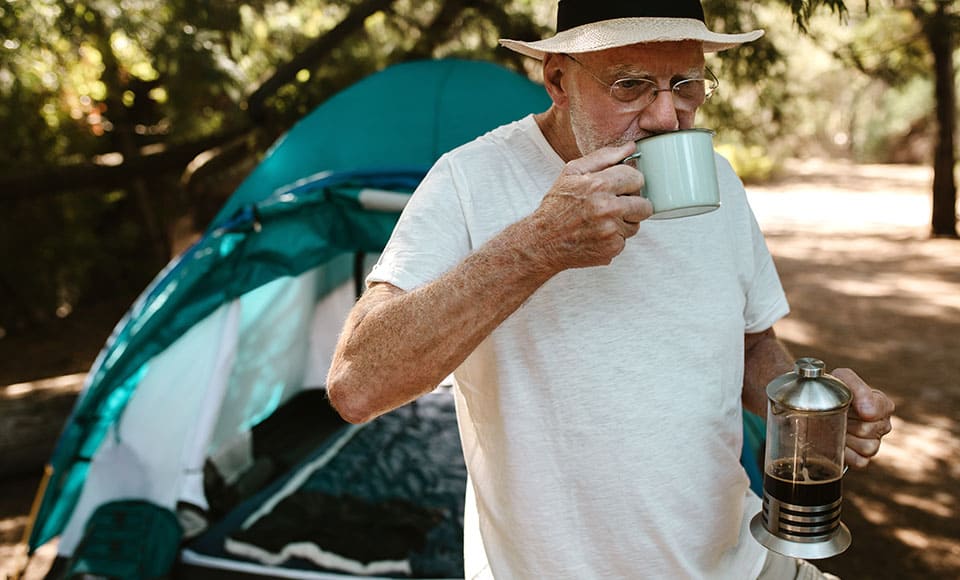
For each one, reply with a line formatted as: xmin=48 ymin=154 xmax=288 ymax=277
xmin=499 ymin=17 xmax=764 ymax=59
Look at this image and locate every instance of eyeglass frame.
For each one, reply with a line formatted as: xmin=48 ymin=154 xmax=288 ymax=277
xmin=562 ymin=53 xmax=719 ymax=112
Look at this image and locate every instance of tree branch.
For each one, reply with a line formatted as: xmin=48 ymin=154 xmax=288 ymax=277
xmin=405 ymin=0 xmax=470 ymax=60
xmin=244 ymin=0 xmax=399 ymax=121
xmin=0 ymin=0 xmax=399 ymax=201
xmin=0 ymin=125 xmax=253 ymax=200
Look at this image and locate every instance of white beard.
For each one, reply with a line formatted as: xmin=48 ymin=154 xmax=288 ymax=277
xmin=567 ymin=93 xmax=645 ymax=158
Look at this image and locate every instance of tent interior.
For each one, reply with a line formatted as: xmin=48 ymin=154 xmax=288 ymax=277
xmin=61 ymin=255 xmax=470 ymax=580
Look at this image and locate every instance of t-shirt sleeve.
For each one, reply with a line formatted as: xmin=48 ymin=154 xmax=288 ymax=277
xmin=366 ymin=155 xmax=471 ymax=292
xmin=713 ymin=153 xmax=790 ymax=334
xmin=743 ymin=209 xmax=790 ymax=333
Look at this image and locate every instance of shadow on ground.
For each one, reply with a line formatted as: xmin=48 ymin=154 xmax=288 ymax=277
xmin=761 ymin=227 xmax=960 ymax=578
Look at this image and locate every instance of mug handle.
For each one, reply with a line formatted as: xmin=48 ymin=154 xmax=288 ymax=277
xmin=619 ymin=151 xmax=647 ymax=199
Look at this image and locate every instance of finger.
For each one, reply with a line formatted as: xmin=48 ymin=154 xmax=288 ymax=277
xmin=845 ymin=433 xmax=882 ymax=460
xmin=616 ymin=231 xmax=628 ymax=254
xmin=831 ymin=368 xmax=895 ymax=421
xmin=620 ymin=197 xmax=654 ymax=226
xmin=590 ymin=164 xmax=645 ymax=203
xmin=847 ymin=416 xmax=893 ymax=439
xmin=602 ymin=163 xmax=646 ymax=196
xmin=566 ymin=143 xmax=638 ymax=175
xmin=619 ymin=218 xmax=642 ymax=240
xmin=845 ymin=447 xmax=871 ymax=470
xmin=600 ymin=165 xmax=648 ymax=218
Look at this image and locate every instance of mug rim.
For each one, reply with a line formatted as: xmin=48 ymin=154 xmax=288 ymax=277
xmin=635 ymin=128 xmax=715 ymax=145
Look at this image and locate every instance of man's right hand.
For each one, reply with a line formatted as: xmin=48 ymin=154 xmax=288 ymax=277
xmin=528 ymin=142 xmax=652 ymax=272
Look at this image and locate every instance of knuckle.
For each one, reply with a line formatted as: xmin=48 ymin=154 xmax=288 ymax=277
xmin=586 ymin=178 xmax=609 ymax=198
xmin=586 ymin=193 xmax=604 ymax=209
xmin=872 ymin=420 xmax=890 ymax=438
xmin=850 ymin=436 xmax=881 ymax=457
xmin=591 ymin=196 xmax=617 ymax=218
xmin=598 ymin=220 xmax=619 ymax=238
xmin=563 ymin=159 xmax=586 ymax=176
xmin=848 ymin=421 xmax=866 ymax=437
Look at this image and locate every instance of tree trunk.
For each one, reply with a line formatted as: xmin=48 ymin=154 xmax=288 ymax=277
xmin=925 ymin=2 xmax=958 ymax=237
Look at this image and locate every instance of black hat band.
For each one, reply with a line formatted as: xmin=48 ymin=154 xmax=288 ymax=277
xmin=556 ymin=0 xmax=706 ymax=33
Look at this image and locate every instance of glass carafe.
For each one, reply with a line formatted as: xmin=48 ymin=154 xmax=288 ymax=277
xmin=750 ymin=358 xmax=853 ymax=559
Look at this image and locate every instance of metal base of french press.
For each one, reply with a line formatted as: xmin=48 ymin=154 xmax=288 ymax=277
xmin=750 ymin=513 xmax=851 ymax=560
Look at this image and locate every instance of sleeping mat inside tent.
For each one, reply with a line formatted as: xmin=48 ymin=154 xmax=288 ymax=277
xmin=182 ymin=390 xmax=466 ymax=579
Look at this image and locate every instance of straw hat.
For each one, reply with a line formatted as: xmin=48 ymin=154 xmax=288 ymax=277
xmin=499 ymin=0 xmax=764 ymax=59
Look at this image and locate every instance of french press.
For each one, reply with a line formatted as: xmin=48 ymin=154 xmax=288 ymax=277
xmin=750 ymin=358 xmax=853 ymax=559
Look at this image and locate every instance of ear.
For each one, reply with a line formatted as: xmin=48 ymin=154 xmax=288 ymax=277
xmin=541 ymin=53 xmax=569 ymax=109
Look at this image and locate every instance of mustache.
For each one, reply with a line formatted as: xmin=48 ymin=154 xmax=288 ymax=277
xmin=617 ymin=130 xmax=676 ymax=145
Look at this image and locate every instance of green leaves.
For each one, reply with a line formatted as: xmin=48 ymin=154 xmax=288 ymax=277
xmin=3 ymin=0 xmax=956 ymax=331
xmin=788 ymin=0 xmax=851 ymax=32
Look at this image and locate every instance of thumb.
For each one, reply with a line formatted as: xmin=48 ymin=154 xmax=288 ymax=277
xmin=832 ymin=367 xmax=887 ymax=421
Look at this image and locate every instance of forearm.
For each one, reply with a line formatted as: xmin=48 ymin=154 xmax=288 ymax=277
xmin=742 ymin=327 xmax=794 ymax=418
xmin=327 ymin=144 xmax=652 ymax=423
xmin=327 ymin=216 xmax=557 ymax=423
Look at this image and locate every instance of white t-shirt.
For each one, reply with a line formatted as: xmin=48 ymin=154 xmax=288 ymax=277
xmin=368 ymin=115 xmax=789 ymax=579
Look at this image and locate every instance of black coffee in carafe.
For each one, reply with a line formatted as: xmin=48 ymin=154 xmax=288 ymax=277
xmin=764 ymin=457 xmax=842 ymax=507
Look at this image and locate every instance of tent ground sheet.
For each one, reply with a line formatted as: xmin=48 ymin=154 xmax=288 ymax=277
xmin=184 ymin=391 xmax=467 ymax=579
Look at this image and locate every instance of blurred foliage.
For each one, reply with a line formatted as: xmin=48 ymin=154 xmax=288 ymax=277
xmin=705 ymin=0 xmax=957 ymax=184
xmin=0 ymin=0 xmax=553 ymax=335
xmin=716 ymin=143 xmax=778 ymax=183
xmin=795 ymin=2 xmax=937 ymax=163
xmin=0 ymin=0 xmax=955 ymax=338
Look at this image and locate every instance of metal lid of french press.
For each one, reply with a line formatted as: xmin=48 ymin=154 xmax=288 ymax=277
xmin=766 ymin=358 xmax=852 ymax=412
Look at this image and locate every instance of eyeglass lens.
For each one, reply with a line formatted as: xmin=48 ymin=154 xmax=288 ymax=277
xmin=610 ymin=78 xmax=707 ymax=110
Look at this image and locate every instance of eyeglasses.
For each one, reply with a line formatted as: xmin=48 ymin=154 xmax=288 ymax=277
xmin=564 ymin=54 xmax=718 ymax=112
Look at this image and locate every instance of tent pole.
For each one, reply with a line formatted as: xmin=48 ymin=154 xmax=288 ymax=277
xmin=10 ymin=464 xmax=53 ymax=580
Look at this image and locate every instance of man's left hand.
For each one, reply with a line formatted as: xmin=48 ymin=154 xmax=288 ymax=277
xmin=831 ymin=368 xmax=896 ymax=469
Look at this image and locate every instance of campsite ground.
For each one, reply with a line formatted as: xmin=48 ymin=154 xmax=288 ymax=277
xmin=2 ymin=158 xmax=959 ymax=579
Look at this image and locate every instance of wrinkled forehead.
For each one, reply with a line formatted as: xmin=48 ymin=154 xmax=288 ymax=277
xmin=576 ymin=40 xmax=705 ymax=76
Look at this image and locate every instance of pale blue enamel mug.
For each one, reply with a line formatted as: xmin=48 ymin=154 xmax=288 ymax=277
xmin=622 ymin=128 xmax=720 ymax=220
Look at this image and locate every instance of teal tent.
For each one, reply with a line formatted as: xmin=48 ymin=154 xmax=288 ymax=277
xmin=26 ymin=58 xmax=550 ymax=579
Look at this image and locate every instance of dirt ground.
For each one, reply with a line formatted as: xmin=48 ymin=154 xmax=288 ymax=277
xmin=746 ymin=159 xmax=960 ymax=579
xmin=1 ymin=158 xmax=959 ymax=579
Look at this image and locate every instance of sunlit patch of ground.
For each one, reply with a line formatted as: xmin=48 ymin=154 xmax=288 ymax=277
xmin=749 ymin=158 xmax=936 ymax=235
xmin=2 ymin=374 xmax=86 ymax=399
xmin=0 ymin=475 xmax=59 ymax=579
xmin=0 ymin=536 xmax=57 ymax=580
xmin=1 ymin=374 xmax=79 ymax=580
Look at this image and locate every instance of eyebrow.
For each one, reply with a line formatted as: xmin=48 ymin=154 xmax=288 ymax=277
xmin=609 ymin=64 xmax=704 ymax=80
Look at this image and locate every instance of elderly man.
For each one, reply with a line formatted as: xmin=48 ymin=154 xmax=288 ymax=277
xmin=326 ymin=1 xmax=895 ymax=578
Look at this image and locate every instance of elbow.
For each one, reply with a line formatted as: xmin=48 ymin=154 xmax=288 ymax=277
xmin=326 ymin=373 xmax=376 ymax=425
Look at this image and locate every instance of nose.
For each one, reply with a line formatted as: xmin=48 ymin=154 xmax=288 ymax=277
xmin=641 ymin=90 xmax=681 ymax=133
